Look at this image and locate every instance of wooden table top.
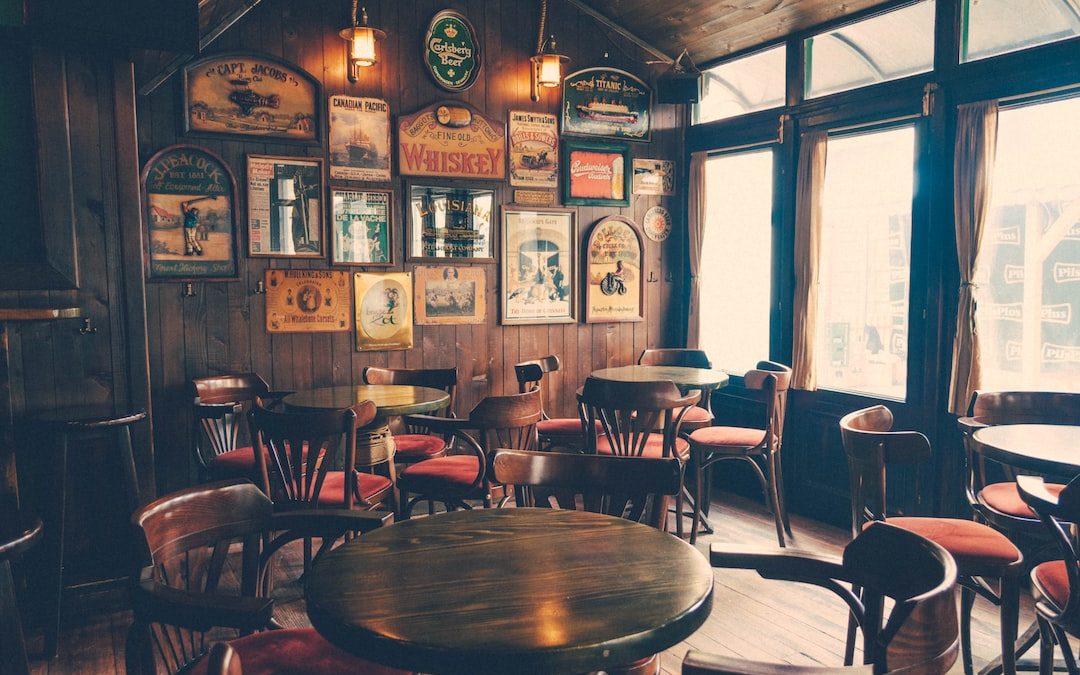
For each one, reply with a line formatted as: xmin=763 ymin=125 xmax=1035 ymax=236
xmin=591 ymin=365 xmax=729 ymax=390
xmin=973 ymin=424 xmax=1080 ymax=475
xmin=283 ymin=385 xmax=449 ymax=417
xmin=306 ymin=509 xmax=714 ymax=675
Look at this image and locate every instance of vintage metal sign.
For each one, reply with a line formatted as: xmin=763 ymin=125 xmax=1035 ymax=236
xmin=585 ymin=216 xmax=644 ymax=323
xmin=642 ymin=206 xmax=673 ymax=242
xmin=562 ymin=67 xmax=652 ymax=141
xmin=398 ymin=102 xmax=505 ymax=180
xmin=264 ymin=269 xmax=350 ymax=333
xmin=328 ymin=95 xmax=391 ymax=182
xmin=424 ymin=10 xmax=481 ymax=92
xmin=562 ymin=141 xmax=629 ymax=207
xmin=508 ymin=110 xmax=558 ymax=188
xmin=633 ymin=158 xmax=675 ymax=196
xmin=354 ymin=272 xmax=414 ymax=351
xmin=513 ymin=189 xmax=556 ymax=207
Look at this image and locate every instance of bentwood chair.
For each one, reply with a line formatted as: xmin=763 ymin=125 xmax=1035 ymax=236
xmin=685 ymin=522 xmax=959 ymax=675
xmin=125 ymin=480 xmax=399 ymax=675
xmin=1018 ymin=474 xmax=1080 ymax=675
xmin=578 ymin=377 xmax=699 ymax=537
xmin=515 ymin=355 xmax=599 ymax=452
xmin=687 ymin=361 xmax=792 ymax=546
xmin=841 ymin=405 xmax=1021 ymax=675
xmin=397 ymin=390 xmax=541 ymax=515
xmin=638 ymin=348 xmax=715 ymax=432
xmin=190 ymin=373 xmax=292 ymax=481
xmin=362 ymin=366 xmax=458 ymax=465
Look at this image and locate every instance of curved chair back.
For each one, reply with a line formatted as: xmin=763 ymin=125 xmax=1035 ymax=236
xmin=578 ymin=377 xmax=700 ymax=457
xmin=744 ymin=361 xmax=792 ymax=448
xmin=1019 ymin=474 xmax=1080 ymax=633
xmin=638 ymin=348 xmax=712 ymax=369
xmin=189 ymin=373 xmax=275 ymax=470
xmin=469 ymin=389 xmax=542 ymax=459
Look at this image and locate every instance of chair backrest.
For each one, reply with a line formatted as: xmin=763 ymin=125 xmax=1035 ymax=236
xmin=191 ymin=373 xmax=272 ymax=405
xmin=362 ymin=366 xmax=458 ymax=417
xmin=493 ymin=449 xmax=681 ymax=528
xmin=839 ymin=405 xmax=932 ymax=538
xmin=1019 ymin=474 xmax=1080 ymax=625
xmin=249 ymin=400 xmax=377 ymax=509
xmin=514 ymin=356 xmax=562 ymax=424
xmin=638 ymin=348 xmax=712 ymax=369
xmin=468 ymin=390 xmax=542 ymax=456
xmin=578 ymin=377 xmax=700 ymax=457
xmin=744 ymin=361 xmax=792 ymax=442
xmin=190 ymin=373 xmax=273 ymax=466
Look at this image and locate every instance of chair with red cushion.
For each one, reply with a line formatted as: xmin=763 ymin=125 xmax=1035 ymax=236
xmin=362 ymin=366 xmax=457 ymax=465
xmin=198 ymin=633 xmax=408 ymax=675
xmin=1018 ymin=474 xmax=1080 ymax=675
xmin=515 ymin=355 xmax=599 ymax=452
xmin=125 ymin=480 xmax=398 ymax=675
xmin=638 ymin=348 xmax=716 ymax=433
xmin=686 ymin=361 xmax=792 ymax=546
xmin=397 ymin=390 xmax=541 ymax=516
xmin=841 ymin=405 xmax=1021 ymax=675
xmin=190 ymin=373 xmax=293 ymax=481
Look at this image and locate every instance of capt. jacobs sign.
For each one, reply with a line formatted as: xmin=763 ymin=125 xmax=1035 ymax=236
xmin=424 ymin=10 xmax=481 ymax=92
xmin=398 ymin=102 xmax=506 ymax=180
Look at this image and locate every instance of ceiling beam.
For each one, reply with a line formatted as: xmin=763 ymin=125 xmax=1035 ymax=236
xmin=560 ymin=0 xmax=676 ymax=64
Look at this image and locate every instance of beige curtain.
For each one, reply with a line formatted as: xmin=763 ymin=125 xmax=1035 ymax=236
xmin=686 ymin=151 xmax=708 ymax=348
xmin=948 ymin=101 xmax=999 ymax=414
xmin=790 ymin=131 xmax=828 ymax=391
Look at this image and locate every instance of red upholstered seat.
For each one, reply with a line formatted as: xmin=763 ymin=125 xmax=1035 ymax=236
xmin=188 ymin=628 xmax=408 ymax=675
xmin=1033 ymin=560 xmax=1070 ymax=608
xmin=207 ymin=446 xmax=262 ymax=477
xmin=680 ymin=406 xmax=713 ymax=425
xmin=314 ymin=471 xmax=393 ymax=506
xmin=596 ymin=433 xmax=689 ymax=458
xmin=393 ymin=433 xmax=447 ymax=460
xmin=882 ymin=517 xmax=1022 ymax=568
xmin=538 ymin=418 xmax=603 ymax=436
xmin=689 ymin=426 xmax=767 ymax=448
xmin=979 ymin=482 xmax=1066 ymax=519
xmin=399 ymin=455 xmax=481 ymax=491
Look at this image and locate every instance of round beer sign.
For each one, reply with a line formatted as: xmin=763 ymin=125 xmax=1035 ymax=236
xmin=424 ymin=10 xmax=481 ymax=92
xmin=643 ymin=206 xmax=672 ymax=242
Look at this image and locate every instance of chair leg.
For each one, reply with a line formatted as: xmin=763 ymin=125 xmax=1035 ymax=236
xmin=1038 ymin=617 xmax=1055 ymax=675
xmin=773 ymin=449 xmax=792 ymax=536
xmin=125 ymin=621 xmax=155 ymax=675
xmin=674 ymin=477 xmax=685 ymax=539
xmin=843 ymin=583 xmax=862 ymax=666
xmin=690 ymin=453 xmax=704 ymax=545
xmin=1000 ymin=574 xmax=1019 ymax=675
xmin=765 ymin=453 xmax=785 ymax=547
xmin=960 ymin=585 xmax=976 ymax=675
xmin=1052 ymin=625 xmax=1079 ymax=675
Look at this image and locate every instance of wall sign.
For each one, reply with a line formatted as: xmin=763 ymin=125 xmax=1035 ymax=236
xmin=513 ymin=189 xmax=555 ymax=207
xmin=508 ymin=110 xmax=558 ymax=188
xmin=584 ymin=216 xmax=644 ymax=323
xmin=182 ymin=52 xmax=320 ymax=143
xmin=246 ymin=155 xmax=324 ymax=258
xmin=562 ymin=140 xmax=630 ymax=207
xmin=141 ymin=144 xmax=239 ymax=281
xmin=354 ymin=272 xmax=414 ymax=351
xmin=643 ymin=206 xmax=672 ymax=242
xmin=561 ymin=67 xmax=651 ymax=141
xmin=328 ymin=95 xmax=391 ymax=182
xmin=406 ymin=181 xmax=496 ymax=263
xmin=424 ymin=10 xmax=481 ymax=92
xmin=397 ymin=102 xmax=506 ymax=180
xmin=414 ymin=266 xmax=487 ymax=325
xmin=330 ymin=188 xmax=393 ymax=266
xmin=265 ymin=269 xmax=350 ymax=333
xmin=633 ymin=158 xmax=674 ymax=196
xmin=501 ymin=207 xmax=577 ymax=325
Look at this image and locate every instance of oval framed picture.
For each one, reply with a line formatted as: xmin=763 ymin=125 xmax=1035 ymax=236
xmin=423 ymin=10 xmax=481 ymax=92
xmin=643 ymin=206 xmax=672 ymax=242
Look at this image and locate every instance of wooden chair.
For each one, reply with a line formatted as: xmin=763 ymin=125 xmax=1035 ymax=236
xmin=687 ymin=361 xmax=792 ymax=546
xmin=362 ymin=366 xmax=457 ymax=465
xmin=1017 ymin=474 xmax=1080 ymax=675
xmin=578 ymin=376 xmax=699 ymax=537
xmin=190 ymin=373 xmax=292 ymax=481
xmin=638 ymin=348 xmax=715 ymax=432
xmin=515 ymin=355 xmax=599 ymax=452
xmin=125 ymin=479 xmax=399 ymax=675
xmin=684 ymin=522 xmax=958 ymax=675
xmin=840 ymin=405 xmax=1021 ymax=675
xmin=397 ymin=390 xmax=541 ymax=516
xmin=0 ymin=508 xmax=42 ymax=675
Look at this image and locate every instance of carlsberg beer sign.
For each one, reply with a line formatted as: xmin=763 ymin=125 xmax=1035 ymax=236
xmin=424 ymin=10 xmax=481 ymax=92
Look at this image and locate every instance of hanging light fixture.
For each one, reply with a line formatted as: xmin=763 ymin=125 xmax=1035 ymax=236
xmin=530 ymin=0 xmax=569 ymax=101
xmin=340 ymin=1 xmax=385 ymax=81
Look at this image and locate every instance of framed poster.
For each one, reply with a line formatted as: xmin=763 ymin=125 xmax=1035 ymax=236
xmin=501 ymin=207 xmax=576 ymax=325
xmin=406 ymin=181 xmax=497 ymax=263
xmin=561 ymin=67 xmax=651 ymax=141
xmin=182 ymin=52 xmax=320 ymax=143
xmin=584 ymin=216 xmax=644 ymax=323
xmin=246 ymin=155 xmax=324 ymax=258
xmin=508 ymin=110 xmax=558 ymax=188
xmin=633 ymin=158 xmax=675 ymax=196
xmin=354 ymin=272 xmax=414 ymax=351
xmin=398 ymin=102 xmax=505 ymax=180
xmin=141 ymin=145 xmax=238 ymax=281
xmin=264 ymin=269 xmax=350 ymax=333
xmin=562 ymin=141 xmax=630 ymax=207
xmin=330 ymin=188 xmax=393 ymax=266
xmin=423 ymin=10 xmax=481 ymax=92
xmin=414 ymin=266 xmax=486 ymax=325
xmin=328 ymin=95 xmax=391 ymax=182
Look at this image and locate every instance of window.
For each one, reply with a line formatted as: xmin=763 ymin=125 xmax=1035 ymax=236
xmin=804 ymin=1 xmax=935 ymax=99
xmin=699 ymin=148 xmax=774 ymax=374
xmin=694 ymin=45 xmax=786 ymax=125
xmin=962 ymin=0 xmax=1080 ymax=62
xmin=974 ymin=95 xmax=1080 ymax=392
xmin=815 ymin=125 xmax=916 ymax=399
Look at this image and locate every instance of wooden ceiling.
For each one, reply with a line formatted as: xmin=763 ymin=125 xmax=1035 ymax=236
xmin=580 ymin=0 xmax=898 ymax=66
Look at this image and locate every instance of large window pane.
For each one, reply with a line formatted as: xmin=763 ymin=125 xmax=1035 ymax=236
xmin=700 ymin=149 xmax=774 ymax=375
xmin=694 ymin=45 xmax=786 ymax=125
xmin=815 ymin=126 xmax=916 ymax=399
xmin=962 ymin=0 xmax=1080 ymax=63
xmin=804 ymin=1 xmax=935 ymax=99
xmin=974 ymin=96 xmax=1080 ymax=392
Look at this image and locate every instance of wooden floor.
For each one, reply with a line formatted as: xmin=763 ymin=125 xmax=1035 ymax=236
xmin=26 ymin=491 xmax=1040 ymax=674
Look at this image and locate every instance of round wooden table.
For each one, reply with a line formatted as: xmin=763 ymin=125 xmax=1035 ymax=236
xmin=590 ymin=365 xmax=729 ymax=392
xmin=305 ymin=509 xmax=714 ymax=675
xmin=973 ymin=424 xmax=1080 ymax=475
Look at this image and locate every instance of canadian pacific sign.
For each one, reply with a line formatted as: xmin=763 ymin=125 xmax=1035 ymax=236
xmin=397 ymin=102 xmax=505 ymax=180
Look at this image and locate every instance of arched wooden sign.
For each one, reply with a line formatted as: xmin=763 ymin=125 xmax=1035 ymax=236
xmin=584 ymin=216 xmax=644 ymax=323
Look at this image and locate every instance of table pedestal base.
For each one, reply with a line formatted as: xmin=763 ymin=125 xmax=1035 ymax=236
xmin=355 ymin=421 xmax=396 ymax=466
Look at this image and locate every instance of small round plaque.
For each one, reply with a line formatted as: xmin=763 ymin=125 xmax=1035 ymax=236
xmin=643 ymin=206 xmax=672 ymax=242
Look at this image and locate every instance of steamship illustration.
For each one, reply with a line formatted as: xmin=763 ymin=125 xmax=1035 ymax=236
xmin=575 ymin=98 xmax=639 ymax=125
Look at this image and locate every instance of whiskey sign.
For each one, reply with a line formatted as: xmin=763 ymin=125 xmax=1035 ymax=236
xmin=397 ymin=102 xmax=506 ymax=180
